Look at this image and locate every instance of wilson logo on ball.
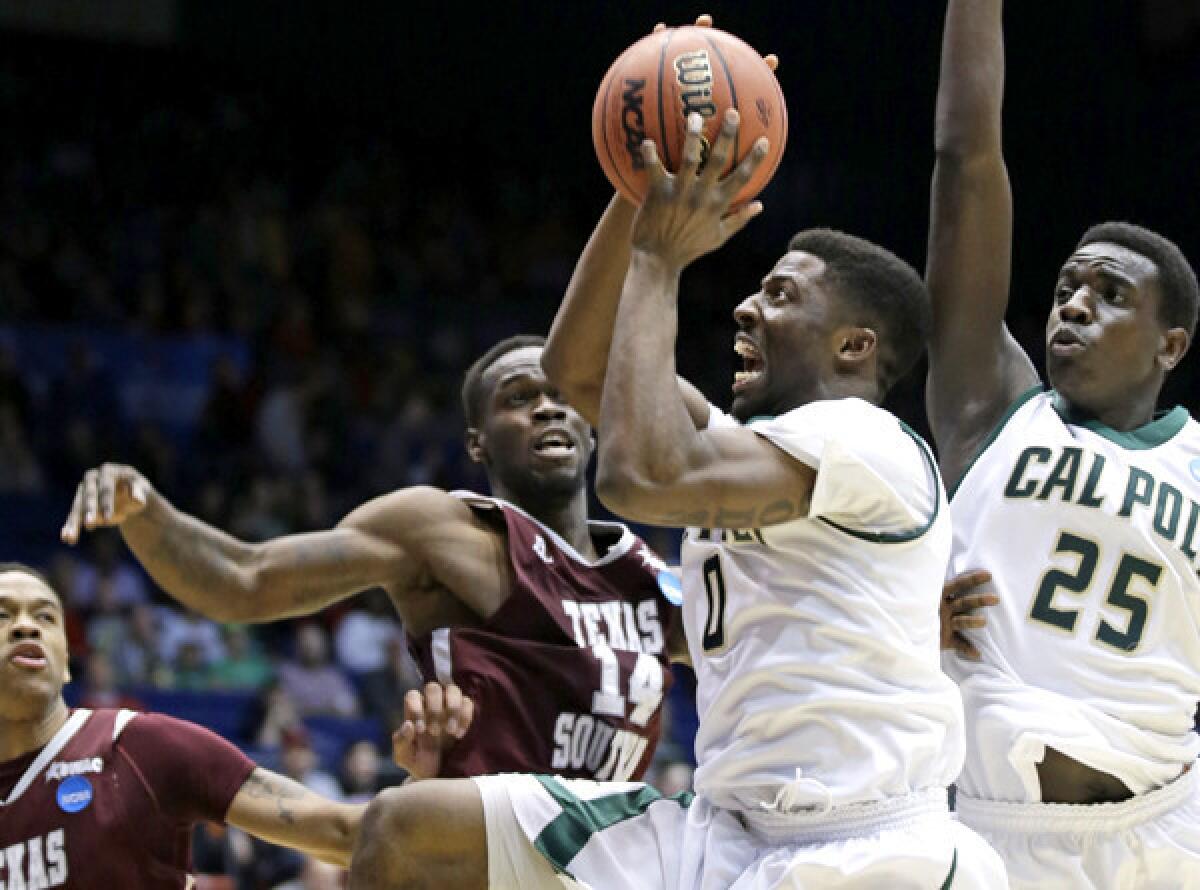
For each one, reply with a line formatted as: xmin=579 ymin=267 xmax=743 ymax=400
xmin=674 ymin=51 xmax=716 ymax=120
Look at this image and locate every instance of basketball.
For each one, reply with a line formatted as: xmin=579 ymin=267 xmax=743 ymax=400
xmin=592 ymin=25 xmax=787 ymax=206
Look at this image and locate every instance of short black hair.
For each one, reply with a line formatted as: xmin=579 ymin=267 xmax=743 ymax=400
xmin=0 ymin=562 xmax=59 ymax=602
xmin=787 ymin=228 xmax=931 ymax=394
xmin=1077 ymin=222 xmax=1199 ymax=338
xmin=461 ymin=335 xmax=547 ymax=427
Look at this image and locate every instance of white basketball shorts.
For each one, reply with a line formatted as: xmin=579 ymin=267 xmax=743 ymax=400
xmin=473 ymin=774 xmax=1007 ymax=889
xmin=956 ymin=765 xmax=1200 ymax=889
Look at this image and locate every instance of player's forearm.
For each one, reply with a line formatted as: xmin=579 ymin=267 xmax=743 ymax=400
xmin=542 ymin=194 xmax=638 ymax=426
xmin=118 ymin=492 xmax=262 ymax=622
xmin=228 ymin=769 xmax=364 ymax=867
xmin=305 ymin=803 xmax=364 ymax=868
xmin=596 ymin=251 xmax=702 ymax=511
xmin=935 ymin=0 xmax=1004 ymax=160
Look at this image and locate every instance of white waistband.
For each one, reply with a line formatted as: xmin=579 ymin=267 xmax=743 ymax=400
xmin=956 ymin=765 xmax=1197 ymax=834
xmin=738 ymin=788 xmax=949 ymax=845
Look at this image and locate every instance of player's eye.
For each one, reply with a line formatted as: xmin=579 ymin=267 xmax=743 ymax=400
xmin=1054 ymin=283 xmax=1072 ymax=303
xmin=37 ymin=611 xmax=56 ymax=623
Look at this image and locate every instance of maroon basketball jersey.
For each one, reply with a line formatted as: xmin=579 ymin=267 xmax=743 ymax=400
xmin=409 ymin=494 xmax=679 ymax=781
xmin=0 ymin=708 xmax=255 ymax=889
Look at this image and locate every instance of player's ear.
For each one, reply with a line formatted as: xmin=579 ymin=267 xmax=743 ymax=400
xmin=465 ymin=427 xmax=488 ymax=465
xmin=835 ymin=325 xmax=877 ymax=366
xmin=1158 ymin=326 xmax=1189 ymax=372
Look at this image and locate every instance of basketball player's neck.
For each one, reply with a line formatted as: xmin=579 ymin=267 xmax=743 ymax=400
xmin=0 ymin=697 xmax=70 ymax=763
xmin=496 ymin=482 xmax=598 ymax=562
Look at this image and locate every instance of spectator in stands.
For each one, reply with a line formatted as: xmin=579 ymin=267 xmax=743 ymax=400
xmin=339 ymin=739 xmax=387 ymax=804
xmin=333 ymin=589 xmax=401 ymax=675
xmin=78 ymin=651 xmax=145 ymax=711
xmin=71 ymin=533 xmax=148 ymax=610
xmin=278 ymin=623 xmax=359 ymax=718
xmin=158 ymin=606 xmax=226 ymax=666
xmin=208 ymin=625 xmax=274 ymax=690
xmin=254 ymin=681 xmax=305 ymax=748
xmin=280 ymin=725 xmax=343 ymax=801
xmin=173 ymin=640 xmax=212 ymax=690
xmin=111 ymin=602 xmax=173 ymax=687
xmin=359 ymin=636 xmax=423 ymax=734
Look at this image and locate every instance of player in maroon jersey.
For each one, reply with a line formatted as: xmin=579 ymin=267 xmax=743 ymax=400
xmin=0 ymin=562 xmax=367 ymax=889
xmin=61 ymin=335 xmax=685 ymax=783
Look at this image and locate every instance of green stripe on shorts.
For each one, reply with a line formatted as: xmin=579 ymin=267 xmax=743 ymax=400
xmin=532 ymin=776 xmax=694 ymax=874
xmin=940 ymin=848 xmax=958 ymax=889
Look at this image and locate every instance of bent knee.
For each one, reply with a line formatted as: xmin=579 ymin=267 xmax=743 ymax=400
xmin=361 ymin=780 xmax=486 ymax=858
xmin=354 ymin=781 xmax=488 ymax=890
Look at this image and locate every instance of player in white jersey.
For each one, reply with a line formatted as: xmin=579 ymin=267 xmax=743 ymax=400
xmin=493 ymin=107 xmax=1004 ymax=887
xmin=925 ymin=1 xmax=1200 ymax=886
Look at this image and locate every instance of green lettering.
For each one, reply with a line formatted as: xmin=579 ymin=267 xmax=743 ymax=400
xmin=1181 ymin=500 xmax=1200 ymax=561
xmin=1078 ymin=453 xmax=1107 ymax=508
xmin=1004 ymin=446 xmax=1053 ymax=499
xmin=1152 ymin=483 xmax=1184 ymax=541
xmin=1118 ymin=467 xmax=1155 ymax=518
xmin=1037 ymin=447 xmax=1083 ymax=502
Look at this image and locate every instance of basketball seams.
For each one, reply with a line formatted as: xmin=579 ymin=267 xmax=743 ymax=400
xmin=656 ymin=29 xmax=675 ymax=172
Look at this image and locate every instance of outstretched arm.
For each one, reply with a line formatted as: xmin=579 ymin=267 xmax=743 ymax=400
xmin=227 ymin=768 xmax=364 ymax=868
xmin=596 ymin=112 xmax=815 ymax=529
xmin=61 ymin=465 xmax=500 ymax=624
xmin=926 ymin=0 xmax=1038 ymax=487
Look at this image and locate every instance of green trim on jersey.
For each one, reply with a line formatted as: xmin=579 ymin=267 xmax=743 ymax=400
xmin=1050 ymin=391 xmax=1190 ymax=450
xmin=532 ymin=776 xmax=694 ymax=875
xmin=818 ymin=421 xmax=943 ymax=544
xmin=939 ymin=849 xmax=959 ymax=889
xmin=947 ymin=385 xmax=1045 ymax=500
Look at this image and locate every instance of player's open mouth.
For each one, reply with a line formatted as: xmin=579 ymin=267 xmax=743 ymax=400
xmin=733 ymin=335 xmax=765 ymax=392
xmin=8 ymin=642 xmax=48 ymax=670
xmin=1048 ymin=326 xmax=1087 ymax=357
xmin=533 ymin=429 xmax=577 ymax=460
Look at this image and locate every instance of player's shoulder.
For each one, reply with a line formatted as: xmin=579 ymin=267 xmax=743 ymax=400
xmin=340 ymin=485 xmax=483 ymax=534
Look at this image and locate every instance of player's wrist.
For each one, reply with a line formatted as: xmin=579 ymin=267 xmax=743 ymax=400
xmin=629 ymin=248 xmax=684 ymax=282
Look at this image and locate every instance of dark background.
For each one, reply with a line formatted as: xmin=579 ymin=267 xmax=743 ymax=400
xmin=0 ymin=4 xmax=1197 ymax=874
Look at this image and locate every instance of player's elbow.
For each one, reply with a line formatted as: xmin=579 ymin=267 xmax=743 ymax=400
xmin=933 ymin=107 xmax=1002 ymax=163
xmin=595 ymin=461 xmax=663 ymax=522
xmin=540 ymin=352 xmax=601 ymax=421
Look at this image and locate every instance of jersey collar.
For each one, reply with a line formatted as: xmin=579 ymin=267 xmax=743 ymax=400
xmin=1050 ymin=391 xmax=1190 ymax=450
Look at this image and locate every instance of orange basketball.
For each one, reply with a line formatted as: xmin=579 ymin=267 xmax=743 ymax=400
xmin=592 ymin=25 xmax=787 ymax=207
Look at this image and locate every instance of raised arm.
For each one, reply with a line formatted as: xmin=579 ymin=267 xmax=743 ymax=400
xmin=926 ymin=0 xmax=1039 ymax=486
xmin=61 ymin=465 xmax=504 ymax=626
xmin=596 ymin=112 xmax=815 ymax=529
xmin=542 ymin=193 xmax=710 ymax=430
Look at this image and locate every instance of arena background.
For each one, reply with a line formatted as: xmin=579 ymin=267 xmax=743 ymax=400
xmin=1 ymin=2 xmax=1198 ymax=886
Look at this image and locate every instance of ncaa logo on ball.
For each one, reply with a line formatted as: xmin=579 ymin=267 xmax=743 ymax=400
xmin=57 ymin=775 xmax=94 ymax=813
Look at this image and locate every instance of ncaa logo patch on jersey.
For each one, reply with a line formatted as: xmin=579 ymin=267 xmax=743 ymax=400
xmin=656 ymin=570 xmax=683 ymax=606
xmin=1190 ymin=458 xmax=1200 ymax=483
xmin=56 ymin=775 xmax=93 ymax=813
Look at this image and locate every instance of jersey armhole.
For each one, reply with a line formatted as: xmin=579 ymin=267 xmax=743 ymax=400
xmin=947 ymin=385 xmax=1045 ymax=500
xmin=816 ymin=422 xmax=943 ymax=544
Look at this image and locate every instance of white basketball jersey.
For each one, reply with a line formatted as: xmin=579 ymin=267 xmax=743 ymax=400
xmin=685 ymin=398 xmax=965 ymax=812
xmin=947 ymin=387 xmax=1200 ymax=802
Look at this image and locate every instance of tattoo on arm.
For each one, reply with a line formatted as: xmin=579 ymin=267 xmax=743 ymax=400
xmin=242 ymin=771 xmax=306 ymax=826
xmin=660 ymin=498 xmax=804 ymax=530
